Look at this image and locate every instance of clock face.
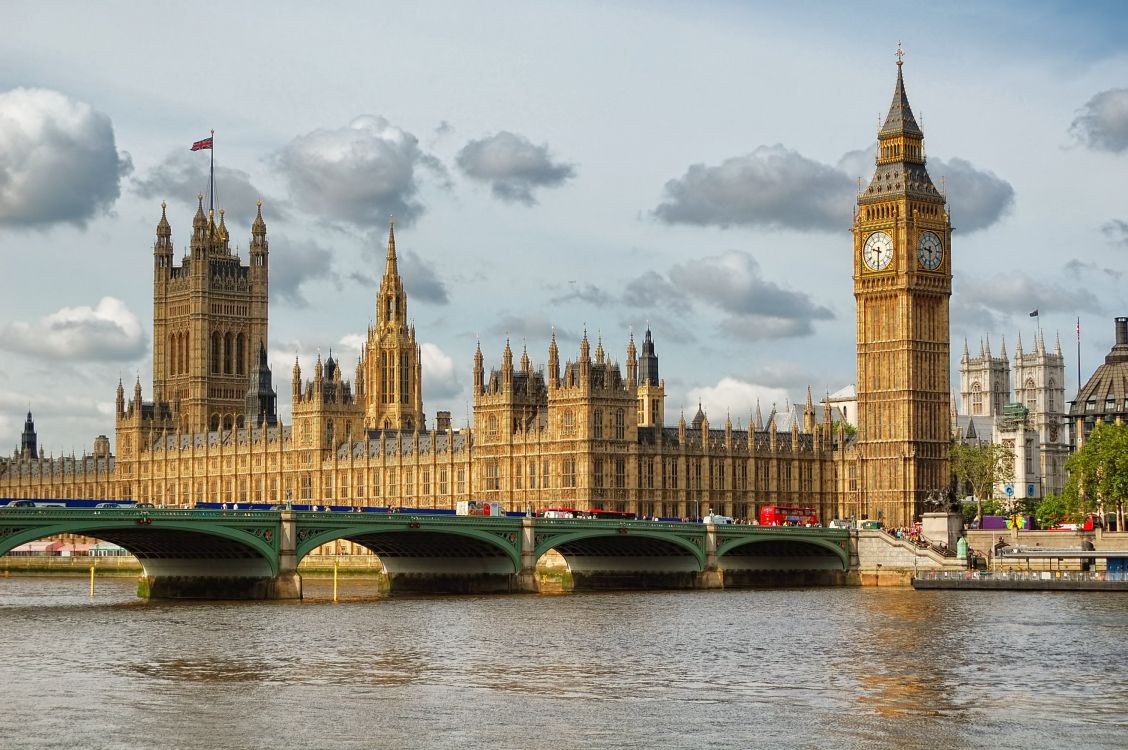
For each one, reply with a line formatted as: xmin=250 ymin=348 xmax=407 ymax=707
xmin=863 ymin=232 xmax=894 ymax=271
xmin=917 ymin=231 xmax=944 ymax=271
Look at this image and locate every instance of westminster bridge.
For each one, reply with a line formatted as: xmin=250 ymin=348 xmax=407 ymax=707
xmin=0 ymin=507 xmax=852 ymax=599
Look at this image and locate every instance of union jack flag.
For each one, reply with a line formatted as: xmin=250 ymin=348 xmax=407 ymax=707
xmin=190 ymin=137 xmax=213 ymax=151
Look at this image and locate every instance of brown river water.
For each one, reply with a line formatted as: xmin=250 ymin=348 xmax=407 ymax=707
xmin=1 ymin=576 xmax=1126 ymax=749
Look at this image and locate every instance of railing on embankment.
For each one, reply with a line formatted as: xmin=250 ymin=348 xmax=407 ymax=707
xmin=913 ymin=569 xmax=1128 ymax=591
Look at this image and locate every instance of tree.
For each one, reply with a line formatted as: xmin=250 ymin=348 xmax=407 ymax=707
xmin=1035 ymin=494 xmax=1081 ymax=530
xmin=951 ymin=441 xmax=1016 ymax=524
xmin=1065 ymin=422 xmax=1128 ymax=530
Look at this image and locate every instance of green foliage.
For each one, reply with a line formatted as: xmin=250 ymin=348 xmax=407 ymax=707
xmin=1035 ymin=495 xmax=1081 ymax=530
xmin=1065 ymin=422 xmax=1128 ymax=515
xmin=950 ymin=441 xmax=1016 ymax=522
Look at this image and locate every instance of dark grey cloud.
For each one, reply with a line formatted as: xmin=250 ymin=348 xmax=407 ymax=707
xmin=134 ymin=151 xmax=282 ymax=226
xmin=548 ymin=282 xmax=613 ymax=307
xmin=400 ymin=250 xmax=450 ymax=305
xmin=1070 ymin=88 xmax=1128 ymax=153
xmin=622 ymin=271 xmax=692 ymax=315
xmin=949 ymin=299 xmax=1006 ymax=340
xmin=653 ymin=145 xmax=854 ymax=231
xmin=0 ymin=297 xmax=146 ymax=361
xmin=269 ymin=237 xmax=338 ymax=308
xmin=1064 ymin=258 xmax=1124 ymax=282
xmin=1101 ymin=219 xmax=1128 ymax=247
xmin=456 ymin=131 xmax=575 ymax=205
xmin=929 ymin=156 xmax=1014 ymax=232
xmin=840 ymin=144 xmax=1014 ymax=233
xmin=668 ymin=251 xmax=833 ymax=340
xmin=0 ymin=88 xmax=132 ymax=228
xmin=487 ymin=314 xmax=578 ymax=345
xmin=275 ymin=115 xmax=444 ymax=228
xmin=957 ymin=271 xmax=1102 ymax=316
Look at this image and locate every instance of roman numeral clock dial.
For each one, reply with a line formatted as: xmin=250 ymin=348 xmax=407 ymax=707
xmin=862 ymin=231 xmax=893 ymax=271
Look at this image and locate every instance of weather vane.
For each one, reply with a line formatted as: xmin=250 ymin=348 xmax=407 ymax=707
xmin=896 ymin=41 xmax=904 ymax=66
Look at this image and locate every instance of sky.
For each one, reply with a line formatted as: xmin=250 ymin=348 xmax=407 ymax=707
xmin=2 ymin=0 xmax=1127 ymax=455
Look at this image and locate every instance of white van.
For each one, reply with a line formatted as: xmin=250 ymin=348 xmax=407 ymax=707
xmin=702 ymin=513 xmax=734 ymax=525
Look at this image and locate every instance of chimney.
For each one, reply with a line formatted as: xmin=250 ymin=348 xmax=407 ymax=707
xmin=1116 ymin=317 xmax=1128 ymax=346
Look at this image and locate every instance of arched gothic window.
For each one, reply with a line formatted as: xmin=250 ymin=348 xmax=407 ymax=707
xmin=971 ymin=382 xmax=983 ymax=415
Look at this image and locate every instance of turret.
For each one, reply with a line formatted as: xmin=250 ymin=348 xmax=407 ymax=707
xmin=292 ymin=358 xmax=302 ymax=402
xmin=473 ymin=340 xmax=484 ymax=395
xmin=116 ymin=379 xmax=126 ymax=417
xmin=626 ymin=330 xmax=637 ymax=387
xmin=154 ymin=201 xmax=173 ymax=275
xmin=250 ymin=200 xmax=269 ymax=271
xmin=191 ymin=193 xmax=207 ymax=245
xmin=547 ymin=329 xmax=559 ymax=390
xmin=502 ymin=337 xmax=514 ymax=388
xmin=20 ymin=410 xmax=37 ymax=460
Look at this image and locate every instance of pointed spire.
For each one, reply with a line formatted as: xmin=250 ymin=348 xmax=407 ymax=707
xmin=985 ymin=334 xmax=992 ymax=358
xmin=579 ymin=327 xmax=590 ymax=362
xmin=217 ymin=207 xmax=229 ymax=243
xmin=1055 ymin=331 xmax=1062 ymax=355
xmin=962 ymin=337 xmax=970 ymax=360
xmin=594 ymin=334 xmax=605 ymax=364
xmin=1000 ymin=335 xmax=1007 ymax=359
xmin=252 ymin=200 xmax=266 ymax=236
xmin=385 ymin=216 xmax=398 ymax=276
xmin=880 ymin=42 xmax=923 ymax=138
xmin=1016 ymin=331 xmax=1024 ymax=356
xmin=520 ymin=342 xmax=530 ymax=372
xmin=753 ymin=400 xmax=764 ymax=430
xmin=1038 ymin=329 xmax=1046 ymax=353
xmin=157 ymin=201 xmax=171 ymax=238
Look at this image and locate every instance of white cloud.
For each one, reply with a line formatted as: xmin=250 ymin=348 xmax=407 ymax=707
xmin=421 ymin=342 xmax=460 ymax=399
xmin=0 ymin=88 xmax=132 ymax=228
xmin=0 ymin=297 xmax=146 ymax=361
xmin=683 ymin=377 xmax=789 ymax=425
xmin=1070 ymin=88 xmax=1128 ymax=153
xmin=275 ymin=115 xmax=443 ymax=228
xmin=456 ymin=131 xmax=575 ymax=205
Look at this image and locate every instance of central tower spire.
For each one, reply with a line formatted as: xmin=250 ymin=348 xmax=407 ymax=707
xmin=363 ymin=217 xmax=423 ymax=432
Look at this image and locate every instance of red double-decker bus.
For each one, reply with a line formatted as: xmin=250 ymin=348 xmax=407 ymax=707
xmin=759 ymin=506 xmax=820 ymax=527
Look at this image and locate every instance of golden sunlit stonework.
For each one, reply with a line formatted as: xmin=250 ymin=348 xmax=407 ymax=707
xmin=852 ymin=53 xmax=953 ymax=525
xmin=1 ymin=59 xmax=948 ymax=528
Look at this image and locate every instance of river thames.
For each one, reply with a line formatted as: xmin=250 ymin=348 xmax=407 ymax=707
xmin=1 ymin=577 xmax=1125 ymax=749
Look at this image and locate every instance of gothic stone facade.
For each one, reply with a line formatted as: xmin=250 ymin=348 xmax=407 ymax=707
xmin=2 ymin=59 xmax=957 ymax=528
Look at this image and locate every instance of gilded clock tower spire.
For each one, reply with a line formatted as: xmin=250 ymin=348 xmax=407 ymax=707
xmin=853 ymin=47 xmax=953 ymax=526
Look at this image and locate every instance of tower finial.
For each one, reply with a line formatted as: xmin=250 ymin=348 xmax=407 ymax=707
xmin=896 ymin=40 xmax=904 ymax=68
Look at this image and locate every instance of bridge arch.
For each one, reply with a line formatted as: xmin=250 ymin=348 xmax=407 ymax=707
xmin=533 ymin=528 xmax=706 ymax=569
xmin=0 ymin=517 xmax=280 ymax=577
xmin=717 ymin=535 xmax=848 ymax=571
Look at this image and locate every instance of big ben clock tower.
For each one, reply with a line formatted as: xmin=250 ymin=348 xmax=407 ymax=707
xmin=854 ymin=48 xmax=952 ymax=526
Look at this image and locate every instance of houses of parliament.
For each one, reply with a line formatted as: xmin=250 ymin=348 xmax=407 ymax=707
xmin=0 ymin=58 xmax=954 ymax=528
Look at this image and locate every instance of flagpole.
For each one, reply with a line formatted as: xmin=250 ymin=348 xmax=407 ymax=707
xmin=209 ymin=128 xmax=215 ymax=214
xmin=1077 ymin=317 xmax=1081 ymax=392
